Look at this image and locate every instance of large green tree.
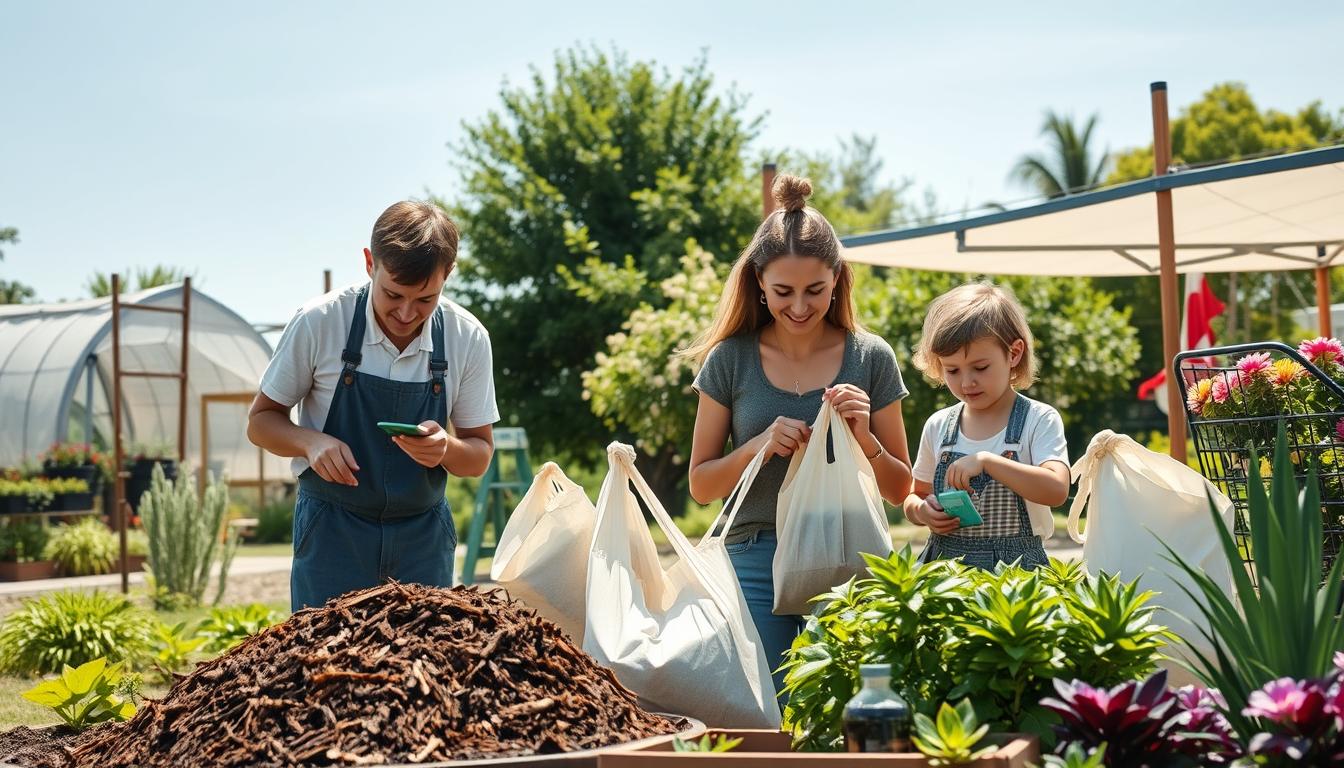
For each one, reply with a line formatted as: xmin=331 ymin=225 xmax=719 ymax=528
xmin=1010 ymin=112 xmax=1109 ymax=198
xmin=445 ymin=48 xmax=761 ymax=462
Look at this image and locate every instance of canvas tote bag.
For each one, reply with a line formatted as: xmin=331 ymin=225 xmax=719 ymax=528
xmin=583 ymin=442 xmax=780 ymax=728
xmin=490 ymin=462 xmax=595 ymax=641
xmin=774 ymin=401 xmax=893 ymax=615
xmin=1069 ymin=430 xmax=1237 ymax=684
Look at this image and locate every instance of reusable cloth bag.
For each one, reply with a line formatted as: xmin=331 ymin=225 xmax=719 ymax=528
xmin=583 ymin=442 xmax=780 ymax=729
xmin=774 ymin=401 xmax=893 ymax=615
xmin=1068 ymin=430 xmax=1237 ymax=683
xmin=490 ymin=462 xmax=595 ymax=642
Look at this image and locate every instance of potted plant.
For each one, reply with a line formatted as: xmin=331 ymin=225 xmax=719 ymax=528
xmin=43 ymin=518 xmax=118 ymax=577
xmin=0 ymin=477 xmax=27 ymax=515
xmin=40 ymin=443 xmax=106 ymax=497
xmin=49 ymin=477 xmax=93 ymax=512
xmin=0 ymin=521 xmax=57 ymax=581
xmin=23 ymin=478 xmax=55 ymax=514
xmin=123 ymin=442 xmax=177 ymax=513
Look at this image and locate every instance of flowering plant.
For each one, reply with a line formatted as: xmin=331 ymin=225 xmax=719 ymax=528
xmin=40 ymin=443 xmax=104 ymax=469
xmin=1240 ymin=657 xmax=1344 ymax=765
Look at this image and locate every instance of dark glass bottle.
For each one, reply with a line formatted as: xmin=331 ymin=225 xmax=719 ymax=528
xmin=842 ymin=663 xmax=912 ymax=753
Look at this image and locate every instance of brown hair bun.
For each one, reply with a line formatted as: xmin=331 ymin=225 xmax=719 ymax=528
xmin=772 ymin=174 xmax=812 ymax=213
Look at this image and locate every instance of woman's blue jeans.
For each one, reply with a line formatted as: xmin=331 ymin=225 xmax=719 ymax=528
xmin=728 ymin=528 xmax=805 ymax=708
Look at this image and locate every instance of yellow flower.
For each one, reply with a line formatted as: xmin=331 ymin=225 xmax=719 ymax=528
xmin=1269 ymin=358 xmax=1306 ymax=387
xmin=1186 ymin=378 xmax=1215 ymax=414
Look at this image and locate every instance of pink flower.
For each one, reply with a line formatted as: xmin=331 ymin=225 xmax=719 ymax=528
xmin=1210 ymin=375 xmax=1231 ymax=404
xmin=1336 ymin=419 xmax=1344 ymax=443
xmin=1299 ymin=337 xmax=1344 ymax=367
xmin=1244 ymin=678 xmax=1326 ymax=727
xmin=1334 ymin=651 xmax=1344 ymax=674
xmin=1236 ymin=352 xmax=1273 ymax=379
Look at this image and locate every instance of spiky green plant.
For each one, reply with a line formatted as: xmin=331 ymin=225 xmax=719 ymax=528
xmin=138 ymin=463 xmax=239 ymax=609
xmin=0 ymin=591 xmax=154 ymax=675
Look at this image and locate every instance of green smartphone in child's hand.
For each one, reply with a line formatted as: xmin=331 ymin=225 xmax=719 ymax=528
xmin=936 ymin=489 xmax=984 ymax=528
xmin=377 ymin=421 xmax=426 ymax=437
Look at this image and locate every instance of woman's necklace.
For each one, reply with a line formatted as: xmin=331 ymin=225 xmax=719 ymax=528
xmin=771 ymin=327 xmax=808 ymax=397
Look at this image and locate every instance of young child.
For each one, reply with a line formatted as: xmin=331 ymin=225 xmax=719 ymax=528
xmin=902 ymin=282 xmax=1070 ymax=570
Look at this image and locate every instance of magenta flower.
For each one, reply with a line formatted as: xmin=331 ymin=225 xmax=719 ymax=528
xmin=1334 ymin=651 xmax=1344 ymax=675
xmin=1244 ymin=678 xmax=1327 ymax=728
xmin=1300 ymin=337 xmax=1344 ymax=367
xmin=1336 ymin=419 xmax=1344 ymax=443
xmin=1236 ymin=352 xmax=1273 ymax=379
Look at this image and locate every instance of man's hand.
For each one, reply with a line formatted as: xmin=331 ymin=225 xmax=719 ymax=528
xmin=304 ymin=433 xmax=360 ymax=486
xmin=392 ymin=420 xmax=450 ymax=468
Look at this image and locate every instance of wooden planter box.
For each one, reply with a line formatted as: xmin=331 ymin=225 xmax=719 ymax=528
xmin=0 ymin=560 xmax=60 ymax=581
xmin=598 ymin=731 xmax=1038 ymax=768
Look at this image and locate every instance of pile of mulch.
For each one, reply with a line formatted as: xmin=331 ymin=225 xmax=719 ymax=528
xmin=0 ymin=725 xmax=79 ymax=768
xmin=3 ymin=583 xmax=678 ymax=767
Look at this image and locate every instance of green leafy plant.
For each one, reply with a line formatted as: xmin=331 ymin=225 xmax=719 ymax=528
xmin=1165 ymin=421 xmax=1344 ymax=741
xmin=46 ymin=477 xmax=90 ymax=495
xmin=672 ymin=734 xmax=744 ymax=753
xmin=0 ymin=591 xmax=154 ymax=675
xmin=43 ymin=518 xmax=118 ymax=576
xmin=1058 ymin=572 xmax=1172 ymax=687
xmin=0 ymin=478 xmax=56 ymax=509
xmin=197 ymin=603 xmax=282 ymax=652
xmin=0 ymin=521 xmax=49 ymax=563
xmin=139 ymin=464 xmax=239 ymax=608
xmin=912 ymin=699 xmax=994 ymax=766
xmin=21 ymin=658 xmax=137 ymax=730
xmin=781 ymin=550 xmax=1167 ymax=751
xmin=151 ymin=621 xmax=205 ymax=679
xmin=1043 ymin=742 xmax=1107 ymax=768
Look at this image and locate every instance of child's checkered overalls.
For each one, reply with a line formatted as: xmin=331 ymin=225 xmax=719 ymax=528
xmin=918 ymin=394 xmax=1048 ymax=571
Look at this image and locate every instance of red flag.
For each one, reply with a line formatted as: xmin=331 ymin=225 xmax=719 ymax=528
xmin=1138 ymin=273 xmax=1225 ymax=406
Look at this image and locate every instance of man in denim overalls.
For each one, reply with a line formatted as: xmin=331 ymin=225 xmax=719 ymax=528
xmin=248 ymin=201 xmax=498 ymax=611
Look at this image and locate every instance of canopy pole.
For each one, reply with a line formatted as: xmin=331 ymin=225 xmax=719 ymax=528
xmin=1151 ymin=82 xmax=1187 ymax=464
xmin=1317 ymin=249 xmax=1332 ymax=337
xmin=761 ymin=163 xmax=777 ymax=219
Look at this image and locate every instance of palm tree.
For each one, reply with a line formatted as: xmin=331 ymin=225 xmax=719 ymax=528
xmin=1010 ymin=112 xmax=1109 ymax=198
xmin=0 ymin=280 xmax=34 ymax=304
xmin=86 ymin=265 xmax=192 ymax=298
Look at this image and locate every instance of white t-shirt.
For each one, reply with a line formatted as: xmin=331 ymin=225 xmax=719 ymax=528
xmin=912 ymin=396 xmax=1069 ymax=538
xmin=260 ymin=282 xmax=500 ymax=477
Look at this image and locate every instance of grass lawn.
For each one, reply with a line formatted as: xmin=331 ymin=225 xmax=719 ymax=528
xmin=234 ymin=542 xmax=292 ymax=558
xmin=0 ymin=599 xmax=289 ymax=729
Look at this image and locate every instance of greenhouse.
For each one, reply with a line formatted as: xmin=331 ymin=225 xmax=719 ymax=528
xmin=0 ymin=283 xmax=286 ymax=485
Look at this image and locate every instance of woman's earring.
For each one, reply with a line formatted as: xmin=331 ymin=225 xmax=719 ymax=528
xmin=760 ymin=294 xmax=767 ymax=305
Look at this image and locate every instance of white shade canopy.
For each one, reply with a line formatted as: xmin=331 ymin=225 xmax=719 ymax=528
xmin=0 ymin=283 xmax=284 ymax=483
xmin=841 ymin=145 xmax=1344 ymax=276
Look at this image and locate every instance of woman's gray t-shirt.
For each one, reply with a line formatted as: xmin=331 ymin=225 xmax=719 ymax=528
xmin=692 ymin=329 xmax=908 ymax=544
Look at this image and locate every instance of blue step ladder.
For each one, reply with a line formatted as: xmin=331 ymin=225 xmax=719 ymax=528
xmin=460 ymin=427 xmax=532 ymax=584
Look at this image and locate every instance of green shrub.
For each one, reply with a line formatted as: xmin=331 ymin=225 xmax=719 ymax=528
xmin=252 ymin=496 xmax=294 ymax=544
xmin=43 ymin=518 xmax=118 ymax=575
xmin=139 ymin=464 xmax=239 ymax=608
xmin=0 ymin=521 xmax=49 ymax=563
xmin=126 ymin=528 xmax=148 ymax=557
xmin=197 ymin=603 xmax=283 ymax=652
xmin=150 ymin=621 xmax=205 ymax=680
xmin=21 ymin=657 xmax=137 ymax=730
xmin=780 ymin=552 xmax=1170 ymax=751
xmin=0 ymin=591 xmax=154 ymax=675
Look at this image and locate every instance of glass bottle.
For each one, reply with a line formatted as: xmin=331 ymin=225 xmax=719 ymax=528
xmin=842 ymin=663 xmax=912 ymax=753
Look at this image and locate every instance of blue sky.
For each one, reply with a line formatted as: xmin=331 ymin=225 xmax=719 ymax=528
xmin=2 ymin=1 xmax=1341 ymax=327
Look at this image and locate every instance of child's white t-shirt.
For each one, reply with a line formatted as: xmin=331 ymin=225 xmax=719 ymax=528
xmin=912 ymin=396 xmax=1069 ymax=538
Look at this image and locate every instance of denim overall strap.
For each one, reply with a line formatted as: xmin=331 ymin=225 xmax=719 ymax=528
xmin=920 ymin=393 xmax=1046 ymax=571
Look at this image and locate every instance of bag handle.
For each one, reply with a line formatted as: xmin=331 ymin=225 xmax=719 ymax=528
xmin=698 ymin=444 xmax=769 ymax=547
xmin=606 ymin=442 xmax=742 ymax=612
xmin=1067 ymin=430 xmax=1140 ymax=544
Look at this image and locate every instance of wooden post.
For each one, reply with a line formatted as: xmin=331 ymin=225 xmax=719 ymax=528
xmin=1151 ymin=82 xmax=1187 ymax=464
xmin=1317 ymin=249 xmax=1332 ymax=337
xmin=762 ymin=163 xmax=777 ymax=219
xmin=178 ymin=278 xmax=191 ymax=464
xmin=324 ymin=269 xmax=332 ymax=294
xmin=110 ymin=274 xmax=129 ymax=593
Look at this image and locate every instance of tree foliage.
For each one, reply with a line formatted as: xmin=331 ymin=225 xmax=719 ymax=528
xmin=445 ymin=47 xmax=762 ymax=458
xmin=1010 ymin=112 xmax=1109 ymax=198
xmin=86 ymin=265 xmax=191 ymax=298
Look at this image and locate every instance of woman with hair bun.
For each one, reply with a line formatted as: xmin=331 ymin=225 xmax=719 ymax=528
xmin=686 ymin=174 xmax=913 ymax=700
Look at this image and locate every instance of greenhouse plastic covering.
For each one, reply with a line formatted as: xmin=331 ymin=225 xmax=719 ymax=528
xmin=0 ymin=283 xmax=286 ymax=485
